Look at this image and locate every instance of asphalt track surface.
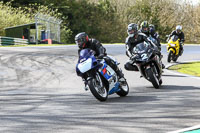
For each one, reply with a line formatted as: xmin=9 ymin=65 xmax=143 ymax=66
xmin=0 ymin=44 xmax=200 ymax=133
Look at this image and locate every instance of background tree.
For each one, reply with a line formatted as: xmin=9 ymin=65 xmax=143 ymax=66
xmin=1 ymin=0 xmax=200 ymax=43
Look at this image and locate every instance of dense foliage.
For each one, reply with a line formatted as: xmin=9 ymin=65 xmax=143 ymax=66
xmin=0 ymin=0 xmax=200 ymax=43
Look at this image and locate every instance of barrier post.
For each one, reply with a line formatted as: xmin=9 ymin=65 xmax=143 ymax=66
xmin=48 ymin=39 xmax=52 ymax=44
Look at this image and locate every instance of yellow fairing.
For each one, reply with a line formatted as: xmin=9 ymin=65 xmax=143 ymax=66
xmin=167 ymin=38 xmax=180 ymax=55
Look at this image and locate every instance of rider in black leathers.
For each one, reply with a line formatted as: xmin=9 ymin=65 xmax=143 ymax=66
xmin=140 ymin=21 xmax=161 ymax=51
xmin=75 ymin=32 xmax=124 ymax=86
xmin=124 ymin=23 xmax=164 ymax=71
xmin=149 ymin=24 xmax=161 ymax=51
xmin=140 ymin=21 xmax=150 ymax=36
xmin=168 ymin=25 xmax=185 ymax=56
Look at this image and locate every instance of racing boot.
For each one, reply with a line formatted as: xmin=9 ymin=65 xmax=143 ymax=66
xmin=116 ymin=68 xmax=126 ymax=83
xmin=83 ymin=79 xmax=89 ymax=91
xmin=84 ymin=82 xmax=89 ymax=91
xmin=179 ymin=48 xmax=183 ymax=56
xmin=162 ymin=63 xmax=165 ymax=69
xmin=179 ymin=44 xmax=183 ymax=56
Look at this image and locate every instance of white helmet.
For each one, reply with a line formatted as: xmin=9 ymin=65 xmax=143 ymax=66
xmin=176 ymin=25 xmax=182 ymax=31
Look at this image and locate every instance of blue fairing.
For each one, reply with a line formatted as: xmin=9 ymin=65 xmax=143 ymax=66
xmin=78 ymin=49 xmax=94 ymax=62
xmin=77 ymin=49 xmax=113 ymax=80
xmin=108 ymin=82 xmax=120 ymax=95
xmin=76 ymin=49 xmax=99 ymax=74
xmin=100 ymin=63 xmax=112 ymax=80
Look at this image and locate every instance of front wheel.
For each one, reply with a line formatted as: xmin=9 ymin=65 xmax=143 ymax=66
xmin=167 ymin=50 xmax=173 ymax=63
xmin=117 ymin=78 xmax=129 ymax=97
xmin=173 ymin=55 xmax=178 ymax=62
xmin=146 ymin=68 xmax=160 ymax=89
xmin=88 ymin=73 xmax=108 ymax=101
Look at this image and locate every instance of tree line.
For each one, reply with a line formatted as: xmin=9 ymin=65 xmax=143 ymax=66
xmin=0 ymin=0 xmax=200 ymax=43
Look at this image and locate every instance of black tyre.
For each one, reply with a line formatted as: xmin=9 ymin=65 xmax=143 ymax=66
xmin=146 ymin=68 xmax=160 ymax=89
xmin=117 ymin=78 xmax=129 ymax=97
xmin=88 ymin=73 xmax=108 ymax=101
xmin=159 ymin=78 xmax=163 ymax=85
xmin=173 ymin=55 xmax=178 ymax=62
xmin=167 ymin=50 xmax=173 ymax=63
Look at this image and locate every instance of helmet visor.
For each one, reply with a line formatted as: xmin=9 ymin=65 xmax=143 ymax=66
xmin=75 ymin=39 xmax=83 ymax=48
xmin=177 ymin=29 xmax=181 ymax=33
xmin=128 ymin=29 xmax=135 ymax=34
xmin=143 ymin=27 xmax=148 ymax=32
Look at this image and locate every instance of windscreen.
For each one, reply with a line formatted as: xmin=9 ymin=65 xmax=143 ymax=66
xmin=133 ymin=42 xmax=149 ymax=54
xmin=171 ymin=35 xmax=179 ymax=42
xmin=79 ymin=49 xmax=93 ymax=59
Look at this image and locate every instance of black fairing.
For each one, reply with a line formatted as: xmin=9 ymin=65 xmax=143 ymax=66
xmin=133 ymin=42 xmax=162 ymax=79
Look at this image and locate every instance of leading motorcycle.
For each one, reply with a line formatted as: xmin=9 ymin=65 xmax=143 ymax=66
xmin=132 ymin=41 xmax=163 ymax=89
xmin=76 ymin=48 xmax=129 ymax=101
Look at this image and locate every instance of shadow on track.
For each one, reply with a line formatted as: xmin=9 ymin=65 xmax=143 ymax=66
xmin=161 ymin=85 xmax=200 ymax=90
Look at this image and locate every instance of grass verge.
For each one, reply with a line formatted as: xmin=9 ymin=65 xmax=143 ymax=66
xmin=168 ymin=62 xmax=200 ymax=77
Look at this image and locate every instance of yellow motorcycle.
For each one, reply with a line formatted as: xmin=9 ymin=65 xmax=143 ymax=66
xmin=167 ymin=35 xmax=180 ymax=62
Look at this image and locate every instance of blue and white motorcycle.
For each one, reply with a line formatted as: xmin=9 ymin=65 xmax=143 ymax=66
xmin=76 ymin=48 xmax=129 ymax=101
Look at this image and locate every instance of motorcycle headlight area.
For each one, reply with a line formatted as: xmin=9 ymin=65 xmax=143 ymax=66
xmin=78 ymin=58 xmax=93 ymax=73
xmin=141 ymin=53 xmax=149 ymax=60
xmin=170 ymin=43 xmax=176 ymax=47
xmin=136 ymin=53 xmax=150 ymax=62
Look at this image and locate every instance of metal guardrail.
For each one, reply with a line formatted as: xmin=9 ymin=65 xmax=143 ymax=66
xmin=0 ymin=36 xmax=28 ymax=46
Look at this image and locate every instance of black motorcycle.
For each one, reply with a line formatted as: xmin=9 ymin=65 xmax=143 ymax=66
xmin=132 ymin=41 xmax=163 ymax=89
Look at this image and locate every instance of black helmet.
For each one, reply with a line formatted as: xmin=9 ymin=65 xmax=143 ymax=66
xmin=140 ymin=21 xmax=149 ymax=33
xmin=127 ymin=23 xmax=138 ymax=37
xmin=149 ymin=24 xmax=155 ymax=34
xmin=75 ymin=32 xmax=89 ymax=48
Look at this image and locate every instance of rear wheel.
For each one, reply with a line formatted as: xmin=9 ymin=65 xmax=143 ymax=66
xmin=146 ymin=68 xmax=160 ymax=89
xmin=167 ymin=50 xmax=173 ymax=63
xmin=117 ymin=78 xmax=129 ymax=97
xmin=88 ymin=73 xmax=108 ymax=101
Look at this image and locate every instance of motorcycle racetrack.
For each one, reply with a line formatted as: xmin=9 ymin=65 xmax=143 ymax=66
xmin=0 ymin=44 xmax=200 ymax=133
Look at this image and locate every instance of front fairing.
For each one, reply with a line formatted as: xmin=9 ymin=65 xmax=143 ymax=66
xmin=167 ymin=35 xmax=180 ymax=48
xmin=133 ymin=42 xmax=153 ymax=64
xmin=167 ymin=35 xmax=180 ymax=54
xmin=77 ymin=49 xmax=99 ymax=73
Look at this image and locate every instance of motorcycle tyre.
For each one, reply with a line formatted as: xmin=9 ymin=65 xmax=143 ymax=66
xmin=167 ymin=50 xmax=173 ymax=63
xmin=146 ymin=68 xmax=160 ymax=89
xmin=88 ymin=73 xmax=108 ymax=102
xmin=117 ymin=79 xmax=129 ymax=97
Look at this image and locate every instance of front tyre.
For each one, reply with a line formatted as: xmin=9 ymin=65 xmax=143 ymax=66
xmin=117 ymin=78 xmax=129 ymax=97
xmin=167 ymin=50 xmax=173 ymax=63
xmin=146 ymin=68 xmax=160 ymax=89
xmin=88 ymin=73 xmax=108 ymax=101
xmin=173 ymin=55 xmax=178 ymax=62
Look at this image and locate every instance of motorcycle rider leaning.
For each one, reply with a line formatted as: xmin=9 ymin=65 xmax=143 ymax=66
xmin=168 ymin=25 xmax=185 ymax=56
xmin=124 ymin=23 xmax=165 ymax=71
xmin=75 ymin=32 xmax=124 ymax=88
xmin=140 ymin=21 xmax=161 ymax=51
xmin=149 ymin=24 xmax=161 ymax=51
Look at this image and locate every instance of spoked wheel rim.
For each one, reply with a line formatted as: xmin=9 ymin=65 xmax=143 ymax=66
xmin=92 ymin=74 xmax=107 ymax=98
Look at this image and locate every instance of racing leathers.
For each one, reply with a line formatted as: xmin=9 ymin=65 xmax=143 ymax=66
xmin=76 ymin=38 xmax=124 ymax=82
xmin=124 ymin=33 xmax=163 ymax=71
xmin=169 ymin=30 xmax=185 ymax=55
xmin=150 ymin=32 xmax=161 ymax=51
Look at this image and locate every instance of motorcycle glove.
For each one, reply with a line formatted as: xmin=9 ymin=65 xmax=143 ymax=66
xmin=130 ymin=55 xmax=136 ymax=61
xmin=98 ymin=54 xmax=104 ymax=59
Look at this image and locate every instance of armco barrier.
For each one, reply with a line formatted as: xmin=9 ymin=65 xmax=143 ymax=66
xmin=0 ymin=36 xmax=28 ymax=46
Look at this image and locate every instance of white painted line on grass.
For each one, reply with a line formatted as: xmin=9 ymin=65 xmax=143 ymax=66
xmin=168 ymin=124 xmax=200 ymax=133
xmin=165 ymin=60 xmax=200 ymax=80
